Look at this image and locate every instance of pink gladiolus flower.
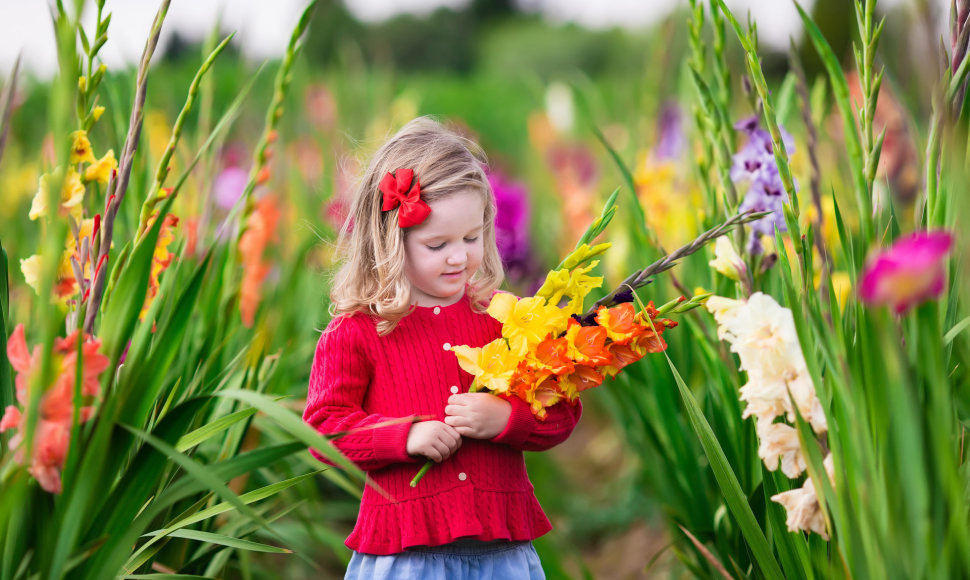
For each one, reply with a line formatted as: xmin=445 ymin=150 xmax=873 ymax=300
xmin=1 ymin=324 xmax=110 ymax=493
xmin=859 ymin=231 xmax=954 ymax=314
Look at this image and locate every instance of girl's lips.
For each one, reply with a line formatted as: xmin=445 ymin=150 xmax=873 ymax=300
xmin=442 ymin=270 xmax=464 ymax=277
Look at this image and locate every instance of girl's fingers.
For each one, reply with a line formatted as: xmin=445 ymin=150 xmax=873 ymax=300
xmin=443 ymin=415 xmax=465 ymax=428
xmin=454 ymin=425 xmax=474 ymax=437
xmin=426 ymin=446 xmax=443 ymax=463
xmin=447 ymin=394 xmax=469 ymax=406
xmin=444 ymin=404 xmax=463 ymax=416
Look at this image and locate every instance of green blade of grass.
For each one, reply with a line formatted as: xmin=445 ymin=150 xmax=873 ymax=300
xmin=662 ymin=351 xmax=785 ymax=579
xmin=794 ymin=0 xmax=871 ymax=243
xmin=127 ymin=472 xmax=318 ymax=572
xmin=214 ymin=389 xmax=366 ymax=485
xmin=176 ymin=406 xmax=259 ymax=452
xmin=156 ymin=529 xmax=291 ymax=554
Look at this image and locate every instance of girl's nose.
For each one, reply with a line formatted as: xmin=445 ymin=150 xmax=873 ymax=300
xmin=446 ymin=249 xmax=466 ymax=266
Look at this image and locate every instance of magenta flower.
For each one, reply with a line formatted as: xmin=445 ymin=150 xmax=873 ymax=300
xmin=859 ymin=231 xmax=954 ymax=313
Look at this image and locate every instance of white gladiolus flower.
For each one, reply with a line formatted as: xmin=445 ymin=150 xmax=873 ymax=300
xmin=771 ymin=454 xmax=835 ymax=539
xmin=708 ymin=290 xmax=832 ymax=540
xmin=758 ymin=422 xmax=806 ymax=478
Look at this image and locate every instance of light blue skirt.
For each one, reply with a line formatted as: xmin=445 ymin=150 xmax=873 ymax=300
xmin=345 ymin=538 xmax=545 ymax=580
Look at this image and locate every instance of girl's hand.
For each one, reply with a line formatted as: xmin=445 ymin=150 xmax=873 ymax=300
xmin=444 ymin=393 xmax=512 ymax=439
xmin=406 ymin=421 xmax=462 ymax=463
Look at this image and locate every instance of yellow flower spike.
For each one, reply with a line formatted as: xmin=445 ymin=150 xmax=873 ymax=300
xmin=29 ymin=168 xmax=85 ymax=221
xmin=78 ymin=76 xmax=87 ymax=92
xmin=92 ymin=106 xmax=105 ymax=122
xmin=451 ymin=339 xmax=521 ymax=394
xmin=563 ymin=260 xmax=603 ymax=315
xmin=70 ymin=131 xmax=95 ymax=164
xmin=487 ymin=294 xmax=569 ymax=356
xmin=562 ymin=242 xmax=612 ymax=270
xmin=84 ymin=149 xmax=116 ymax=184
xmin=535 ymin=269 xmax=571 ymax=306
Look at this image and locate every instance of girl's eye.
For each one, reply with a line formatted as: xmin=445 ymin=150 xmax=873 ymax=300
xmin=464 ymin=236 xmax=479 ymax=243
xmin=428 ymin=243 xmax=445 ymax=251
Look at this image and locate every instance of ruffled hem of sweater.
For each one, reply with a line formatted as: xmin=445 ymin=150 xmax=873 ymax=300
xmin=346 ymin=486 xmax=552 ymax=555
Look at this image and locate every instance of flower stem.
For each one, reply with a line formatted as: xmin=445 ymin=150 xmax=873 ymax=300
xmin=584 ymin=211 xmax=766 ymax=316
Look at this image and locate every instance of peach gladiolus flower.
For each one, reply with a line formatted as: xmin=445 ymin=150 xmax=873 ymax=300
xmin=1 ymin=324 xmax=110 ymax=493
xmin=239 ymin=196 xmax=280 ymax=327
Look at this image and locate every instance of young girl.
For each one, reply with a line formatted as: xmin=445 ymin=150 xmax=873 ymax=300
xmin=303 ymin=117 xmax=582 ymax=579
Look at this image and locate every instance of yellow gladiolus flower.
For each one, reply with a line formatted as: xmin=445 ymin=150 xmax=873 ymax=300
xmin=561 ymin=242 xmax=611 ymax=270
xmin=84 ymin=149 xmax=116 ymax=184
xmin=487 ymin=293 xmax=569 ymax=356
xmin=451 ymin=339 xmax=521 ymax=394
xmin=535 ymin=269 xmax=570 ymax=306
xmin=70 ymin=131 xmax=95 ymax=164
xmin=563 ymin=261 xmax=602 ymax=315
xmin=29 ymin=168 xmax=85 ymax=221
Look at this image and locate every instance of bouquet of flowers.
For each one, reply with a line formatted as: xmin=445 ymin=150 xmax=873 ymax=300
xmin=411 ymin=191 xmax=761 ymax=485
xmin=450 ymin=245 xmax=678 ymax=421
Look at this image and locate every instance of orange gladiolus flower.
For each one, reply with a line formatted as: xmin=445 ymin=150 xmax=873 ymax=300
xmin=533 ymin=335 xmax=575 ymax=377
xmin=140 ymin=214 xmax=179 ymax=320
xmin=559 ymin=364 xmax=605 ymax=400
xmin=602 ymin=343 xmax=645 ymax=378
xmin=564 ymin=319 xmax=612 ymax=366
xmin=239 ymin=196 xmax=280 ymax=327
xmin=595 ymin=302 xmax=643 ymax=345
xmin=0 ymin=324 xmax=110 ymax=493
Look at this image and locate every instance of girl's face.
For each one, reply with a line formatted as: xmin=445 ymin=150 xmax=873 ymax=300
xmin=404 ymin=189 xmax=486 ymax=307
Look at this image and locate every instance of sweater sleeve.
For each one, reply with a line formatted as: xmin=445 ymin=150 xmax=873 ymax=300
xmin=491 ymin=396 xmax=582 ymax=452
xmin=303 ymin=315 xmax=417 ymax=471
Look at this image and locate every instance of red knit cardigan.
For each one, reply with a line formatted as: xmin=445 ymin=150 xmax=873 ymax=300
xmin=303 ymin=294 xmax=582 ymax=555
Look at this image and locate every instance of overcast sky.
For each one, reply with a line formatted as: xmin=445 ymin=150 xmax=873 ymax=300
xmin=0 ymin=0 xmax=934 ymax=78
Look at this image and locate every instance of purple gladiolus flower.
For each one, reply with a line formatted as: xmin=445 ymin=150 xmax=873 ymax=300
xmin=655 ymin=102 xmax=685 ymax=162
xmin=488 ymin=170 xmax=534 ymax=282
xmin=859 ymin=231 xmax=954 ymax=313
xmin=731 ymin=116 xmax=797 ymax=254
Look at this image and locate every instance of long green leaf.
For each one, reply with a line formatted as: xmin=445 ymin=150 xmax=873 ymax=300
xmin=157 ymin=529 xmax=291 ymax=554
xmin=121 ymin=575 xmax=215 ymax=579
xmin=664 ymin=355 xmax=785 ymax=579
xmin=176 ymin=406 xmax=258 ymax=452
xmin=88 ymin=424 xmax=286 ymax=578
xmin=127 ymin=472 xmax=318 ymax=572
xmin=214 ymin=390 xmax=366 ymax=484
xmin=156 ymin=441 xmax=306 ymax=509
xmin=120 ymin=252 xmax=212 ymax=425
xmin=794 ymin=1 xmax=871 ymax=243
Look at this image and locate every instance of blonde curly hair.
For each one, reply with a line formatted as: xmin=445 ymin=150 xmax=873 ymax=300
xmin=330 ymin=117 xmax=504 ymax=335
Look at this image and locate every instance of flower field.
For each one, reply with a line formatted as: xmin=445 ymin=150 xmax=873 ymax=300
xmin=1 ymin=0 xmax=968 ymax=578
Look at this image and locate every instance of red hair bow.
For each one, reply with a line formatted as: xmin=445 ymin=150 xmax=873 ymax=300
xmin=379 ymin=168 xmax=430 ymax=228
